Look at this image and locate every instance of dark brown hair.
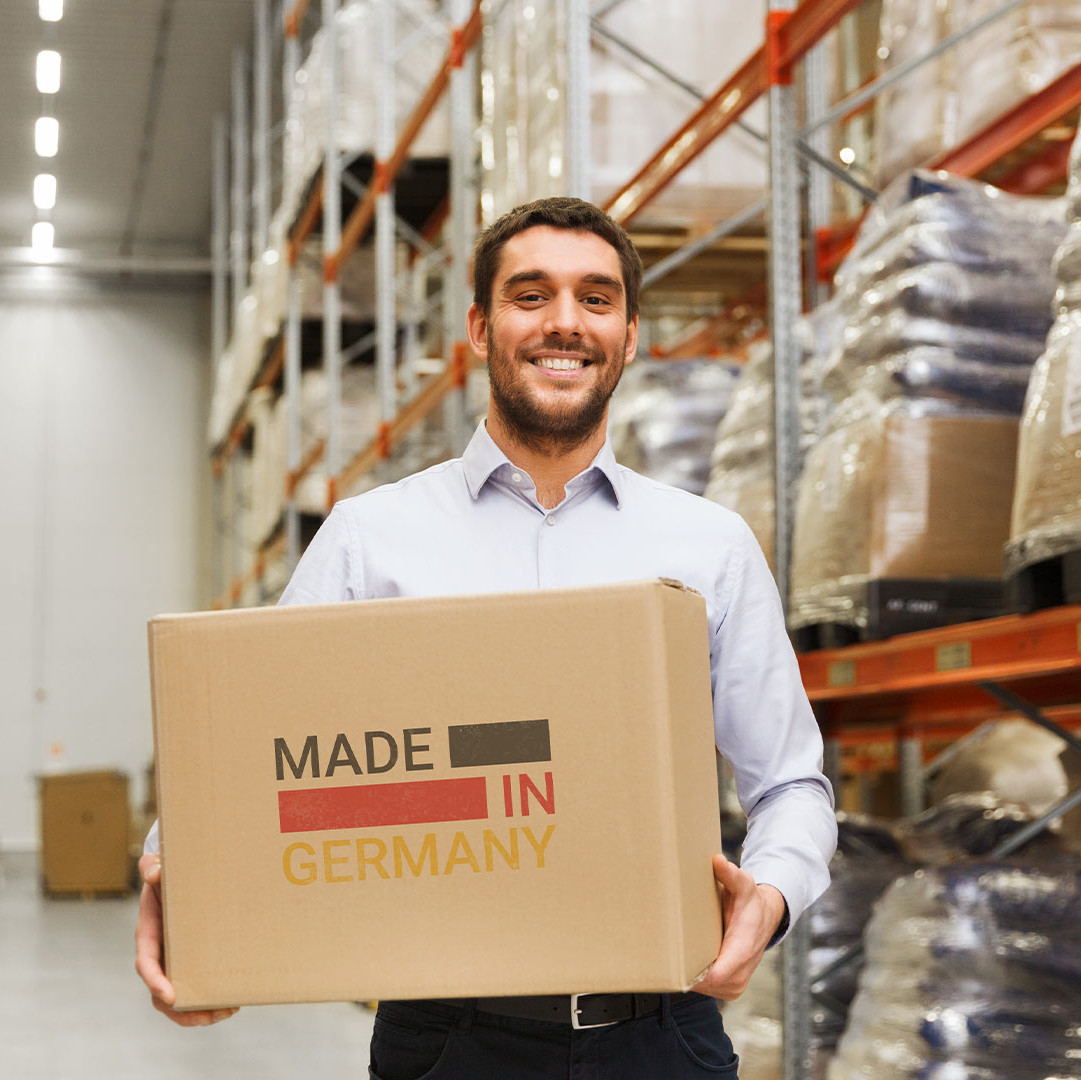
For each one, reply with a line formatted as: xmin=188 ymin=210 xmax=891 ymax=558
xmin=472 ymin=197 xmax=642 ymax=320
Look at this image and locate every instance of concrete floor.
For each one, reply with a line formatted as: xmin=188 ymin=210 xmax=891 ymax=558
xmin=0 ymin=853 xmax=374 ymax=1078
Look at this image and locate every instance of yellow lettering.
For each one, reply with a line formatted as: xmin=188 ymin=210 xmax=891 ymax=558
xmin=283 ymin=842 xmax=317 ymax=885
xmin=323 ymin=839 xmax=353 ymax=883
xmin=443 ymin=830 xmax=481 ymax=874
xmin=483 ymin=827 xmax=519 ymax=871
xmin=356 ymin=837 xmax=390 ymax=880
xmin=393 ymin=833 xmax=438 ymax=878
xmin=522 ymin=825 xmax=555 ymax=868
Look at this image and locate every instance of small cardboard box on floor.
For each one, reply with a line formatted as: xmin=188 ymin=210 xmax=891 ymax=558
xmin=148 ymin=580 xmax=723 ymax=1009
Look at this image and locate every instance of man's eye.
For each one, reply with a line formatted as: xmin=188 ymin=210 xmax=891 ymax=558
xmin=518 ymin=293 xmax=545 ymax=303
xmin=583 ymin=295 xmax=610 ymax=306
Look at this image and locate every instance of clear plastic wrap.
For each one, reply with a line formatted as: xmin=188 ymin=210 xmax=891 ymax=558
xmin=283 ymin=0 xmax=449 ymax=224
xmin=952 ymin=0 xmax=1081 ymax=146
xmin=789 ymin=402 xmax=1019 ymax=631
xmin=607 ymin=358 xmax=740 ymax=495
xmin=479 ymin=0 xmax=766 ymax=228
xmin=828 ymin=852 xmax=1081 ymax=1080
xmin=1005 ymin=309 xmax=1081 ymax=574
xmin=873 ymin=0 xmax=951 ymax=185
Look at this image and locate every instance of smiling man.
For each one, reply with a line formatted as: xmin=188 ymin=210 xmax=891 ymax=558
xmin=136 ymin=197 xmax=836 ymax=1078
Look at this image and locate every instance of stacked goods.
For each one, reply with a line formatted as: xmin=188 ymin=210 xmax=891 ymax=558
xmin=721 ymin=817 xmax=912 ymax=1080
xmin=1006 ymin=131 xmax=1081 ymax=599
xmin=479 ymin=0 xmax=765 ymax=228
xmin=607 ymin=358 xmax=740 ymax=496
xmin=703 ymin=340 xmax=828 ymax=571
xmin=828 ymin=851 xmax=1081 ymax=1080
xmin=789 ymin=171 xmax=1063 ymax=640
xmin=282 ymin=0 xmax=448 ymax=224
xmin=874 ymin=0 xmax=1081 ymax=185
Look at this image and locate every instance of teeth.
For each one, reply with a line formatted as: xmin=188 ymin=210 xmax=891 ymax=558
xmin=536 ymin=357 xmax=584 ymax=371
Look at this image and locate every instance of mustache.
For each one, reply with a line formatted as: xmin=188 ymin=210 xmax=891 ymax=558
xmin=516 ymin=338 xmax=604 ymax=364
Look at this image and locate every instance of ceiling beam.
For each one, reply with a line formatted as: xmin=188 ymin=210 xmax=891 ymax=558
xmin=0 ymin=248 xmax=212 ymax=275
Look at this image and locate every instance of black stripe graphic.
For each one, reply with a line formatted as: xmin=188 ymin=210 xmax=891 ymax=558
xmin=448 ymin=719 xmax=551 ymax=767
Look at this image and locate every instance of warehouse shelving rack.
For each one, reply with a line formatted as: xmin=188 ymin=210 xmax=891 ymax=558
xmin=205 ymin=0 xmax=1081 ymax=1074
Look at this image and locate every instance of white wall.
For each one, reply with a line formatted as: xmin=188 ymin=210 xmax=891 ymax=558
xmin=0 ymin=272 xmax=211 ymax=848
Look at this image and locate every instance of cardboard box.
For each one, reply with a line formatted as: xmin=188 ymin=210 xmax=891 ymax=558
xmin=149 ymin=580 xmax=723 ymax=1009
xmin=40 ymin=770 xmax=131 ymax=894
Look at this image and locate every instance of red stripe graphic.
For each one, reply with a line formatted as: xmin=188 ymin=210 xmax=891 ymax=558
xmin=278 ymin=776 xmax=488 ymax=833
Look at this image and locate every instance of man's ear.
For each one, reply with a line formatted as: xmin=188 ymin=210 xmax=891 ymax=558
xmin=466 ymin=302 xmax=489 ymax=362
xmin=623 ymin=313 xmax=639 ymax=366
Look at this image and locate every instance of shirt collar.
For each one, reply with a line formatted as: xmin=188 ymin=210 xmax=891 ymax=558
xmin=462 ymin=421 xmax=625 ymax=508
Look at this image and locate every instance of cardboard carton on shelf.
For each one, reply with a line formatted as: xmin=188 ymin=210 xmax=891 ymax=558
xmin=39 ymin=770 xmax=132 ymax=895
xmin=148 ymin=580 xmax=723 ymax=1009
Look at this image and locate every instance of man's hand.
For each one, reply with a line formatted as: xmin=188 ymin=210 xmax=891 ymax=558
xmin=694 ymin=854 xmax=788 ymax=1001
xmin=134 ymin=852 xmax=239 ymax=1027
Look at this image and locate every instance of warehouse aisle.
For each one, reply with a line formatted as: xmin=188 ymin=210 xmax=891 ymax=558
xmin=0 ymin=854 xmax=374 ymax=1078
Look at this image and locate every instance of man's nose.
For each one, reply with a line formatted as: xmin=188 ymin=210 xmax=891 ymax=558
xmin=542 ymin=291 xmax=584 ymax=339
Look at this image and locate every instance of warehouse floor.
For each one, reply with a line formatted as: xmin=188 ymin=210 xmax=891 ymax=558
xmin=0 ymin=853 xmax=374 ymax=1078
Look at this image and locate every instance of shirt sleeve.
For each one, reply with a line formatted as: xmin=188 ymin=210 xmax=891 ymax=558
xmin=143 ymin=506 xmax=360 ymax=856
xmin=711 ymin=518 xmax=837 ymax=935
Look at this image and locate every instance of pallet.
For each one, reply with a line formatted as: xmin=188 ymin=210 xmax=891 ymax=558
xmin=1005 ymin=548 xmax=1081 ymax=614
xmin=792 ymin=578 xmax=1007 ymax=652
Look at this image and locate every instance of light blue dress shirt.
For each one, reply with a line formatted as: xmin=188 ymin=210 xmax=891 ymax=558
xmin=276 ymin=421 xmax=837 ymax=928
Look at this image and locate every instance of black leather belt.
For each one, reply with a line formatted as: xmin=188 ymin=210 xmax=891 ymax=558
xmin=435 ymin=991 xmax=704 ymax=1029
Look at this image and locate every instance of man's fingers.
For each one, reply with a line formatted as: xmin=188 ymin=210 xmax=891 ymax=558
xmin=712 ymin=853 xmax=749 ymax=893
xmin=150 ymin=997 xmax=240 ymax=1027
xmin=134 ymin=881 xmax=175 ymax=1006
xmin=138 ymin=852 xmax=161 ymax=888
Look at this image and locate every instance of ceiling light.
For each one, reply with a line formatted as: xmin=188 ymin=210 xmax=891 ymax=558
xmin=35 ymin=117 xmax=59 ymax=157
xmin=32 ymin=221 xmax=55 ymax=253
xmin=34 ymin=174 xmax=57 ymax=210
xmin=36 ymin=50 xmax=62 ymax=94
xmin=838 ymin=146 xmax=856 ymax=165
xmin=39 ymin=0 xmax=63 ymax=21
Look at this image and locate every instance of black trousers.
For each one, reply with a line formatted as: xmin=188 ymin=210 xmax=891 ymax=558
xmin=368 ymin=994 xmax=740 ymax=1079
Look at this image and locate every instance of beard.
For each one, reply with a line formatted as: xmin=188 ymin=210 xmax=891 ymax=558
xmin=486 ymin=330 xmax=627 ymax=454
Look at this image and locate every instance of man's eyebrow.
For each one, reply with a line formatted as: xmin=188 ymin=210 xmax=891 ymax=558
xmin=499 ymin=270 xmax=624 ymax=294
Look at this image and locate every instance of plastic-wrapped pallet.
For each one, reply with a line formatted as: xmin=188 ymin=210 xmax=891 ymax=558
xmin=874 ymin=0 xmax=1081 ymax=187
xmin=1006 ymin=128 xmax=1081 ymax=589
xmin=952 ymin=0 xmax=1081 ymax=146
xmin=283 ymin=0 xmax=448 ymax=225
xmin=790 ymin=172 xmax=1063 ymax=638
xmin=828 ymin=853 xmax=1081 ymax=1080
xmin=479 ymin=0 xmax=766 ymax=229
xmin=607 ymin=358 xmax=740 ymax=496
xmin=702 ymin=341 xmax=828 ymax=570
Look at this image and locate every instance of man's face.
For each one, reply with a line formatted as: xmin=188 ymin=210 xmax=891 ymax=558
xmin=467 ymin=225 xmax=639 ymax=452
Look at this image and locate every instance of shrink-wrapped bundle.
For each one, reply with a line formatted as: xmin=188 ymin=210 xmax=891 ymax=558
xmin=874 ymin=0 xmax=1081 ymax=186
xmin=480 ymin=0 xmax=766 ymax=228
xmin=703 ymin=341 xmax=827 ymax=569
xmin=608 ymin=358 xmax=740 ymax=496
xmin=828 ymin=853 xmax=1081 ymax=1080
xmin=790 ymin=172 xmax=1061 ymax=636
xmin=1007 ymin=128 xmax=1081 ymax=588
xmin=283 ymin=0 xmax=448 ymax=224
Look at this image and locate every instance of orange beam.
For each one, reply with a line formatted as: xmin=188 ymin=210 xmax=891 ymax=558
xmin=283 ymin=0 xmax=311 ymax=39
xmin=604 ymin=0 xmax=863 ymax=225
xmin=284 ymin=438 xmax=327 ymax=498
xmin=995 ymin=134 xmax=1075 ymax=195
xmin=800 ymin=605 xmax=1081 ymax=702
xmin=337 ymin=347 xmax=477 ymax=495
xmin=336 ymin=2 xmax=482 ymax=268
xmin=649 ymin=283 xmax=768 ymax=359
xmin=930 ymin=62 xmax=1081 ymax=177
xmin=289 ymin=180 xmax=324 ymax=266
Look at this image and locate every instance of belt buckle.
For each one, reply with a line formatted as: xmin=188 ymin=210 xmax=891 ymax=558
xmin=570 ymin=993 xmax=619 ymax=1030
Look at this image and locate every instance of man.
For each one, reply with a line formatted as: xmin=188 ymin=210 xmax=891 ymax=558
xmin=136 ymin=197 xmax=836 ymax=1077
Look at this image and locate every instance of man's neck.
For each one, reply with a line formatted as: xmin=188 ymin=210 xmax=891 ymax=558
xmin=485 ymin=411 xmax=608 ymax=510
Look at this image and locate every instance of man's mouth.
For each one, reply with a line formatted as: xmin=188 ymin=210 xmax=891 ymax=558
xmin=529 ymin=355 xmax=590 ymax=371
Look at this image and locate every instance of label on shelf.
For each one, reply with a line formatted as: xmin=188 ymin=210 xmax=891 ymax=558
xmin=828 ymin=660 xmax=856 ymax=688
xmin=935 ymin=642 xmax=972 ymax=672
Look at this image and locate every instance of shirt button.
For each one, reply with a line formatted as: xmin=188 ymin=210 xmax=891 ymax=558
xmin=511 ymin=471 xmax=522 ymax=483
xmin=545 ymin=514 xmax=556 ymax=526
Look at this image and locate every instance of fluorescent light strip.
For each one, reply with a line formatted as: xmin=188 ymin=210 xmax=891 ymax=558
xmin=32 ymin=222 xmax=55 ymax=253
xmin=35 ymin=117 xmax=59 ymax=157
xmin=40 ymin=0 xmax=64 ymax=21
xmin=34 ymin=174 xmax=57 ymax=210
xmin=36 ymin=50 xmax=61 ymax=94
